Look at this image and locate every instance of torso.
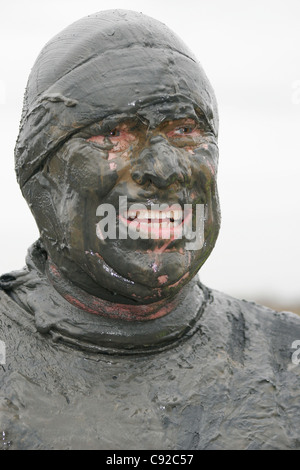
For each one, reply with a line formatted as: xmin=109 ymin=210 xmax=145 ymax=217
xmin=1 ymin=270 xmax=300 ymax=450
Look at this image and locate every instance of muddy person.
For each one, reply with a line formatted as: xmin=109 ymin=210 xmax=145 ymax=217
xmin=0 ymin=10 xmax=300 ymax=450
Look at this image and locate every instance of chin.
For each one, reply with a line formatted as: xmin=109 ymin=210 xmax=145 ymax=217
xmin=82 ymin=245 xmax=199 ymax=303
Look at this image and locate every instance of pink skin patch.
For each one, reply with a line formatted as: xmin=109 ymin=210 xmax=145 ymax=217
xmin=87 ymin=123 xmax=136 ymax=160
xmin=151 ymin=240 xmax=174 ymax=255
xmin=158 ymin=275 xmax=168 ymax=285
xmin=168 ymin=271 xmax=190 ymax=288
xmin=63 ymin=293 xmax=176 ymax=321
xmin=48 ymin=261 xmax=178 ymax=321
xmin=207 ymin=161 xmax=216 ymax=175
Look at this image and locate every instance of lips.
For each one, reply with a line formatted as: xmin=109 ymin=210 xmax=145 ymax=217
xmin=119 ymin=206 xmax=192 ymax=239
xmin=125 ymin=208 xmax=183 ymax=222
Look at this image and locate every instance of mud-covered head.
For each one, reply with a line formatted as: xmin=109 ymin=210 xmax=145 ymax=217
xmin=15 ymin=9 xmax=221 ymax=306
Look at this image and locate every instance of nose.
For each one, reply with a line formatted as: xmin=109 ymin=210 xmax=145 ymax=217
xmin=130 ymin=136 xmax=190 ymax=189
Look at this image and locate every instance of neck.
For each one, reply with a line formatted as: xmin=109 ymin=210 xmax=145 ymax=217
xmin=46 ymin=260 xmax=184 ymax=321
xmin=17 ymin=240 xmax=209 ymax=354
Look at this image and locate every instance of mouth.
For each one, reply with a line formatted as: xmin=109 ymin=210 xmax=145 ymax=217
xmin=119 ymin=206 xmax=192 ymax=239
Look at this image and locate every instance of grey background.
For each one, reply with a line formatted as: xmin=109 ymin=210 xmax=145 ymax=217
xmin=0 ymin=0 xmax=299 ymax=308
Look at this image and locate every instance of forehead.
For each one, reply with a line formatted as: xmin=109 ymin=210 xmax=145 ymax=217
xmin=97 ymin=98 xmax=203 ymax=132
xmin=132 ymin=99 xmax=202 ymax=129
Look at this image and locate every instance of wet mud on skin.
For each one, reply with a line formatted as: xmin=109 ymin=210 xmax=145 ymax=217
xmin=0 ymin=9 xmax=300 ymax=450
xmin=15 ymin=9 xmax=221 ymax=314
xmin=1 ymin=249 xmax=300 ymax=450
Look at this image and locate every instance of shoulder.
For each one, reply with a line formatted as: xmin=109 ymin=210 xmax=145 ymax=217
xmin=208 ymin=285 xmax=300 ymax=340
xmin=200 ymin=286 xmax=300 ymax=448
xmin=201 ymin=284 xmax=300 ymax=374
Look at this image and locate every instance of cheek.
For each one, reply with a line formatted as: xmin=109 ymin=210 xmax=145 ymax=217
xmin=22 ymin=176 xmax=65 ymax=243
xmin=190 ymin=146 xmax=218 ymax=185
xmin=59 ymin=140 xmax=119 ymax=197
xmin=109 ymin=161 xmax=117 ymax=171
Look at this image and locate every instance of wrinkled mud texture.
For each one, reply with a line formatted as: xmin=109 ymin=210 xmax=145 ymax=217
xmin=1 ymin=10 xmax=300 ymax=450
xmin=15 ymin=8 xmax=221 ymax=311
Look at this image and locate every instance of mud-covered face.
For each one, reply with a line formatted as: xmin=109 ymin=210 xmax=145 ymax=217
xmin=16 ymin=10 xmax=221 ymax=306
xmin=33 ymin=100 xmax=220 ymax=304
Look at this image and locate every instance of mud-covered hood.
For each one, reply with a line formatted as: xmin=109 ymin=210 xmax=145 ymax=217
xmin=15 ymin=9 xmax=218 ymax=189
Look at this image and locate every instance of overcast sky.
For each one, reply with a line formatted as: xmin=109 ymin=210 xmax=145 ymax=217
xmin=0 ymin=0 xmax=299 ymax=305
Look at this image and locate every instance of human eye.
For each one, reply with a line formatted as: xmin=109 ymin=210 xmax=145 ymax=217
xmin=87 ymin=122 xmax=138 ymax=153
xmin=165 ymin=119 xmax=202 ymax=145
xmin=172 ymin=125 xmax=198 ymax=136
xmin=108 ymin=128 xmax=121 ymax=137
